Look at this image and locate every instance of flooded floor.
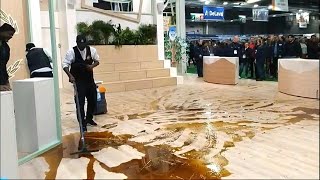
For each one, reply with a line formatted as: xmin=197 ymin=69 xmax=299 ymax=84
xmin=19 ymin=75 xmax=319 ymax=179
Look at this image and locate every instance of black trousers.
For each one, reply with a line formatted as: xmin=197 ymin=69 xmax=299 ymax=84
xmin=196 ymin=58 xmax=203 ymax=77
xmin=246 ymin=58 xmax=255 ymax=78
xmin=270 ymin=57 xmax=279 ymax=78
xmin=75 ymin=81 xmax=97 ymax=127
xmin=255 ymin=58 xmax=265 ymax=80
xmin=30 ymin=71 xmax=53 ymax=78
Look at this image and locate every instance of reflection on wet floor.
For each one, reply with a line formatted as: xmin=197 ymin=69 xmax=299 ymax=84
xmin=41 ymin=132 xmax=224 ymax=179
xmin=40 ymin=103 xmax=319 ymax=179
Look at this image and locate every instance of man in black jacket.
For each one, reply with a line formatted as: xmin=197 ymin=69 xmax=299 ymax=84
xmin=25 ymin=43 xmax=53 ymax=78
xmin=284 ymin=35 xmax=302 ymax=58
xmin=194 ymin=39 xmax=209 ymax=77
xmin=229 ymin=36 xmax=244 ymax=77
xmin=0 ymin=23 xmax=15 ymax=91
xmin=244 ymin=42 xmax=255 ymax=78
xmin=307 ymin=35 xmax=320 ymax=59
xmin=270 ymin=36 xmax=284 ymax=78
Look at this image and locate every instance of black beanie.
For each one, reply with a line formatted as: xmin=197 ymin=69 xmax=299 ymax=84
xmin=0 ymin=23 xmax=16 ymax=32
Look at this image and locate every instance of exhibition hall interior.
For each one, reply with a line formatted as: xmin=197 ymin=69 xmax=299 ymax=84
xmin=0 ymin=0 xmax=319 ymax=179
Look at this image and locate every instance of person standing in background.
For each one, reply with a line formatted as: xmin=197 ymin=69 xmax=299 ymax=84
xmin=255 ymin=39 xmax=266 ymax=81
xmin=0 ymin=23 xmax=16 ymax=91
xmin=25 ymin=43 xmax=53 ymax=78
xmin=265 ymin=38 xmax=273 ymax=78
xmin=270 ymin=36 xmax=284 ymax=79
xmin=244 ymin=42 xmax=255 ymax=79
xmin=299 ymin=38 xmax=308 ymax=59
xmin=229 ymin=36 xmax=244 ymax=78
xmin=307 ymin=35 xmax=320 ymax=59
xmin=194 ymin=39 xmax=209 ymax=77
xmin=284 ymin=35 xmax=302 ymax=58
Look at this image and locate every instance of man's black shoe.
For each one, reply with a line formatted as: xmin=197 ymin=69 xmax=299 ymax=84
xmin=87 ymin=120 xmax=98 ymax=126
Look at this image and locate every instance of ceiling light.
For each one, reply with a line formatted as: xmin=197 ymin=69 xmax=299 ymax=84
xmin=253 ymin=4 xmax=259 ymax=8
xmin=272 ymin=15 xmax=276 ymax=17
xmin=268 ymin=5 xmax=273 ymax=9
xmin=299 ymin=9 xmax=303 ymax=12
xmin=205 ymin=1 xmax=210 ymax=5
xmin=223 ymin=2 xmax=228 ymax=5
xmin=247 ymin=0 xmax=261 ymax=4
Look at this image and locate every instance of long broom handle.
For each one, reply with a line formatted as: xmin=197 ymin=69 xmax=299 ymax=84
xmin=73 ymin=83 xmax=87 ymax=150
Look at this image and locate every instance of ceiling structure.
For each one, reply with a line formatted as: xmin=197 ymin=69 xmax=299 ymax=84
xmin=164 ymin=0 xmax=319 ymax=14
xmin=185 ymin=0 xmax=319 ymax=12
xmin=163 ymin=0 xmax=319 ymax=22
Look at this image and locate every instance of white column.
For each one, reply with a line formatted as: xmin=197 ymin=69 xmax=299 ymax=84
xmin=155 ymin=0 xmax=165 ymax=60
xmin=28 ymin=0 xmax=42 ymax=46
xmin=1 ymin=92 xmax=18 ymax=179
xmin=176 ymin=0 xmax=187 ymax=74
xmin=206 ymin=22 xmax=209 ymax=34
xmin=13 ymin=78 xmax=58 ymax=154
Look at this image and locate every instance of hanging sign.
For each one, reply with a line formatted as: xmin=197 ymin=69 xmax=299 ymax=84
xmin=272 ymin=0 xmax=289 ymax=12
xmin=168 ymin=25 xmax=177 ymax=41
xmin=203 ymin=7 xmax=224 ymax=20
xmin=163 ymin=16 xmax=171 ymax=32
xmin=252 ymin=8 xmax=269 ymax=22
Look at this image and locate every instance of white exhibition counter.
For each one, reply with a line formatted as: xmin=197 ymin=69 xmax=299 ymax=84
xmin=1 ymin=91 xmax=19 ymax=179
xmin=203 ymin=56 xmax=239 ymax=85
xmin=12 ymin=78 xmax=58 ymax=157
xmin=278 ymin=58 xmax=319 ymax=99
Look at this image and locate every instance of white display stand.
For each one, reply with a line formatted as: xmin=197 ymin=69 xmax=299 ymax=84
xmin=1 ymin=91 xmax=19 ymax=179
xmin=12 ymin=78 xmax=58 ymax=155
xmin=278 ymin=58 xmax=319 ymax=99
xmin=203 ymin=56 xmax=239 ymax=85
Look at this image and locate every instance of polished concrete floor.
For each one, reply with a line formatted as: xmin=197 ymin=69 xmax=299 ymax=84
xmin=19 ymin=74 xmax=319 ymax=179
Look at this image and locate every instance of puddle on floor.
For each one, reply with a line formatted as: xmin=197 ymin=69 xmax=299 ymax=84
xmin=41 ymin=132 xmax=223 ymax=179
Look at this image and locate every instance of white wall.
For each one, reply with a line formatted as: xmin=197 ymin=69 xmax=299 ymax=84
xmin=40 ymin=11 xmax=64 ymax=88
xmin=75 ymin=0 xmax=154 ymax=30
xmin=76 ymin=10 xmax=153 ymax=29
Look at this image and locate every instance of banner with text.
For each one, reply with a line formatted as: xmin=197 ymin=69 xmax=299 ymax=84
xmin=203 ymin=7 xmax=224 ymax=20
xmin=252 ymin=8 xmax=269 ymax=22
xmin=272 ymin=0 xmax=289 ymax=12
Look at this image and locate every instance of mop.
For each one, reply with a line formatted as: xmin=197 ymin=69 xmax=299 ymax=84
xmin=70 ymin=83 xmax=100 ymax=155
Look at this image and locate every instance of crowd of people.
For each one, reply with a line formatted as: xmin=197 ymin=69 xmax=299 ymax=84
xmin=189 ymin=34 xmax=320 ymax=80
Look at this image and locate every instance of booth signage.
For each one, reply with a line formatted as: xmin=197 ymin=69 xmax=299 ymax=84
xmin=203 ymin=7 xmax=224 ymax=20
xmin=272 ymin=0 xmax=289 ymax=12
xmin=252 ymin=8 xmax=269 ymax=22
xmin=168 ymin=25 xmax=177 ymax=41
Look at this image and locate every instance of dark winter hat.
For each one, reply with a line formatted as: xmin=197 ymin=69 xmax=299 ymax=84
xmin=26 ymin=43 xmax=36 ymax=51
xmin=0 ymin=23 xmax=16 ymax=32
xmin=76 ymin=35 xmax=87 ymax=43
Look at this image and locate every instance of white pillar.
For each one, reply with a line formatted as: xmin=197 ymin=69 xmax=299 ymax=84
xmin=28 ymin=0 xmax=42 ymax=46
xmin=206 ymin=22 xmax=209 ymax=34
xmin=1 ymin=92 xmax=18 ymax=179
xmin=13 ymin=78 xmax=58 ymax=154
xmin=155 ymin=0 xmax=165 ymax=60
xmin=176 ymin=0 xmax=187 ymax=74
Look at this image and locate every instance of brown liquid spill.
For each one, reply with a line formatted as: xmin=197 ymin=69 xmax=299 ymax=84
xmin=127 ymin=112 xmax=155 ymax=120
xmin=285 ymin=107 xmax=319 ymax=124
xmin=41 ymin=132 xmax=222 ymax=179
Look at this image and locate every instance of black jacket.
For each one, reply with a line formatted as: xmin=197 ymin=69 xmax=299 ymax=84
xmin=271 ymin=41 xmax=285 ymax=58
xmin=194 ymin=45 xmax=209 ymax=60
xmin=0 ymin=41 xmax=10 ymax=85
xmin=284 ymin=41 xmax=302 ymax=58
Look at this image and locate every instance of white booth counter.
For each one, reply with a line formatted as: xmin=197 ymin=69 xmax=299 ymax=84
xmin=12 ymin=78 xmax=58 ymax=158
xmin=278 ymin=58 xmax=319 ymax=99
xmin=203 ymin=56 xmax=239 ymax=85
xmin=1 ymin=91 xmax=19 ymax=179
